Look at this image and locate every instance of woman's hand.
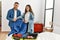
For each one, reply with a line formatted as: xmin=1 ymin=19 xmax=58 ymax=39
xmin=23 ymin=19 xmax=25 ymax=22
xmin=25 ymin=20 xmax=28 ymax=23
xmin=23 ymin=19 xmax=28 ymax=23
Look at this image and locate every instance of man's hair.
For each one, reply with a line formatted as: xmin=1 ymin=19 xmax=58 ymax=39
xmin=14 ymin=2 xmax=19 ymax=4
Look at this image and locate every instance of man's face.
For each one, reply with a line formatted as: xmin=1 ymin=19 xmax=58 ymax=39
xmin=14 ymin=4 xmax=19 ymax=9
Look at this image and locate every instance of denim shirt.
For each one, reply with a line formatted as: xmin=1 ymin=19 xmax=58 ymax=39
xmin=6 ymin=8 xmax=21 ymax=26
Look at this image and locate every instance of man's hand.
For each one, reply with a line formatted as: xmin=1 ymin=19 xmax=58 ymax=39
xmin=13 ymin=18 xmax=17 ymax=21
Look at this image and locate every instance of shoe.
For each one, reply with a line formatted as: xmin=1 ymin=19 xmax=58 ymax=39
xmin=12 ymin=34 xmax=17 ymax=37
xmin=17 ymin=34 xmax=22 ymax=38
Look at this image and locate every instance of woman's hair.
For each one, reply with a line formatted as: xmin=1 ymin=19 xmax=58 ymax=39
xmin=25 ymin=5 xmax=34 ymax=15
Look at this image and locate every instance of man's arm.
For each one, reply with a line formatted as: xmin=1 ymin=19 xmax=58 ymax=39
xmin=6 ymin=10 xmax=13 ymax=21
xmin=17 ymin=10 xmax=22 ymax=19
xmin=17 ymin=13 xmax=25 ymax=20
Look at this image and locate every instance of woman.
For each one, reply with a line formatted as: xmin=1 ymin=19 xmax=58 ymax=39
xmin=17 ymin=5 xmax=34 ymax=38
xmin=22 ymin=5 xmax=34 ymax=34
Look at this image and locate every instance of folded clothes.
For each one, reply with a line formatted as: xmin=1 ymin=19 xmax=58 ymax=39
xmin=8 ymin=19 xmax=27 ymax=37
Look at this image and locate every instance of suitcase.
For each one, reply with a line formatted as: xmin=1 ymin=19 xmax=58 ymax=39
xmin=34 ymin=23 xmax=43 ymax=33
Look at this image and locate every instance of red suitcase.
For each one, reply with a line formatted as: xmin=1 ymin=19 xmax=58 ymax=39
xmin=34 ymin=23 xmax=43 ymax=33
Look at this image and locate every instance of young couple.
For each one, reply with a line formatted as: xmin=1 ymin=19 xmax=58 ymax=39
xmin=6 ymin=2 xmax=34 ymax=38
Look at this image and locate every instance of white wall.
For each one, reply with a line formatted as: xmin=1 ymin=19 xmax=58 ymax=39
xmin=2 ymin=0 xmax=44 ymax=31
xmin=53 ymin=0 xmax=60 ymax=34
xmin=0 ymin=0 xmax=1 ymax=1
xmin=41 ymin=0 xmax=45 ymax=24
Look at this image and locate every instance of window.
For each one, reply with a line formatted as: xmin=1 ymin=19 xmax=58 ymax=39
xmin=46 ymin=0 xmax=53 ymax=9
xmin=44 ymin=0 xmax=55 ymax=28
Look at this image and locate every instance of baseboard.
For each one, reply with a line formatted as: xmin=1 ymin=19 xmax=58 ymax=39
xmin=0 ymin=31 xmax=10 ymax=33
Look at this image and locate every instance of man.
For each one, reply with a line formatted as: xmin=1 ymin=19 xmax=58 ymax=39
xmin=6 ymin=2 xmax=24 ymax=36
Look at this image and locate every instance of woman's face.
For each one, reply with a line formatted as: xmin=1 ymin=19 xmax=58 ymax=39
xmin=26 ymin=6 xmax=30 ymax=12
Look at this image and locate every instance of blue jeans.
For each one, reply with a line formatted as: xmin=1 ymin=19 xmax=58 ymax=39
xmin=28 ymin=20 xmax=34 ymax=33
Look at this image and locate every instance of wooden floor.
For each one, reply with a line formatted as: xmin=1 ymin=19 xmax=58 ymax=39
xmin=0 ymin=28 xmax=36 ymax=40
xmin=0 ymin=32 xmax=36 ymax=40
xmin=0 ymin=32 xmax=8 ymax=40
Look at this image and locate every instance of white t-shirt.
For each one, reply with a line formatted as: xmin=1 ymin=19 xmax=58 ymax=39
xmin=25 ymin=12 xmax=30 ymax=23
xmin=14 ymin=10 xmax=17 ymax=18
